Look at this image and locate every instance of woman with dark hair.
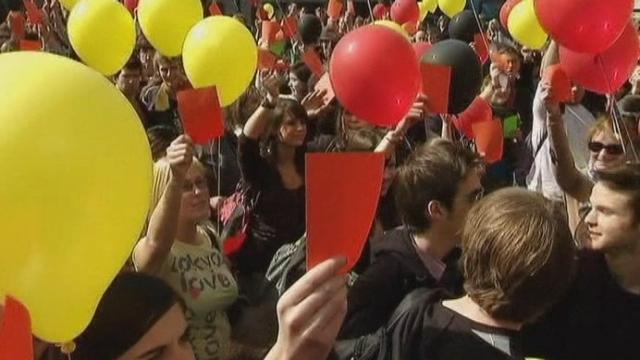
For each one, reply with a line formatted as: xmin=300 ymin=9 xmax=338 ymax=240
xmin=73 ymin=272 xmax=194 ymax=360
xmin=234 ymin=74 xmax=309 ymax=277
xmin=288 ymin=62 xmax=312 ymax=102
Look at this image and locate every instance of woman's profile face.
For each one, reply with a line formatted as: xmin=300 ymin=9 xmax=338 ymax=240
xmin=279 ymin=115 xmax=307 ymax=147
xmin=117 ymin=304 xmax=194 ymax=360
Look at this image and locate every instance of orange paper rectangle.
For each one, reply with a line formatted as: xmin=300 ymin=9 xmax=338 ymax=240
xmin=303 ymin=48 xmax=325 ymax=77
xmin=177 ymin=87 xmax=224 ymax=144
xmin=281 ymin=16 xmax=298 ymax=39
xmin=261 ymin=21 xmax=280 ymax=45
xmin=20 ymin=39 xmax=41 ymax=51
xmin=258 ymin=48 xmax=278 ymax=69
xmin=306 ymin=153 xmax=385 ymax=273
xmin=421 ymin=62 xmax=451 ymax=114
xmin=472 ymin=118 xmax=504 ymax=164
xmin=314 ymin=72 xmax=335 ymax=106
xmin=328 ymin=0 xmax=344 ymax=19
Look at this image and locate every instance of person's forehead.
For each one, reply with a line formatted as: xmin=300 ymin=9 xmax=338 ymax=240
xmin=592 ymin=182 xmax=632 ymax=208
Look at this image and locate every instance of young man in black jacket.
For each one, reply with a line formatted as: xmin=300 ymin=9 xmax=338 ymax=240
xmin=338 ymin=139 xmax=484 ymax=339
xmin=524 ymin=164 xmax=640 ymax=360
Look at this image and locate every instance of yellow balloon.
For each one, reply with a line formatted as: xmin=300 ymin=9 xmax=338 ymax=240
xmin=420 ymin=0 xmax=438 ymax=20
xmin=0 ymin=52 xmax=151 ymax=343
xmin=183 ymin=16 xmax=258 ymax=106
xmin=59 ymin=0 xmax=79 ymax=10
xmin=68 ymin=0 xmax=135 ymax=76
xmin=438 ymin=0 xmax=465 ymax=18
xmin=374 ymin=20 xmax=410 ymax=39
xmin=138 ymin=0 xmax=203 ymax=57
xmin=263 ymin=3 xmax=275 ymax=19
xmin=508 ymin=0 xmax=548 ymax=49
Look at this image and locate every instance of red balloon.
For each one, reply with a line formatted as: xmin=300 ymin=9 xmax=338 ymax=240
xmin=330 ymin=25 xmax=420 ymax=127
xmin=560 ymin=22 xmax=640 ymax=94
xmin=391 ymin=0 xmax=419 ymax=25
xmin=373 ymin=4 xmax=389 ymax=20
xmin=536 ymin=0 xmax=633 ymax=54
xmin=499 ymin=0 xmax=521 ymax=30
xmin=413 ymin=41 xmax=432 ymax=59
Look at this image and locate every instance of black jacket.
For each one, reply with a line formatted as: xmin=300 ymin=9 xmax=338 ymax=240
xmin=339 ymin=226 xmax=463 ymax=339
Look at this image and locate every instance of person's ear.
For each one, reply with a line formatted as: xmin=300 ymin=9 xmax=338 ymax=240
xmin=426 ymin=200 xmax=449 ymax=222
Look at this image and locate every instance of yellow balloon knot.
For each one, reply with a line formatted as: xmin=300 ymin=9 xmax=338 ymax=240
xmin=58 ymin=341 xmax=76 ymax=355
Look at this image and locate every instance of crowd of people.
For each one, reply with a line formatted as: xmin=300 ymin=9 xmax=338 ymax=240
xmin=1 ymin=0 xmax=640 ymax=359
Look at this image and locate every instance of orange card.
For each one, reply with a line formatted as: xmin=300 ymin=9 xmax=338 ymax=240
xmin=20 ymin=39 xmax=41 ymax=51
xmin=303 ymin=48 xmax=325 ymax=77
xmin=472 ymin=118 xmax=504 ymax=164
xmin=23 ymin=0 xmax=43 ymax=25
xmin=177 ymin=87 xmax=224 ymax=144
xmin=209 ymin=2 xmax=222 ymax=15
xmin=8 ymin=12 xmax=25 ymax=40
xmin=306 ymin=153 xmax=385 ymax=273
xmin=420 ymin=62 xmax=451 ymax=114
xmin=281 ymin=16 xmax=298 ymax=39
xmin=474 ymin=33 xmax=490 ymax=64
xmin=328 ymin=0 xmax=344 ymax=19
xmin=258 ymin=48 xmax=278 ymax=69
xmin=543 ymin=64 xmax=572 ymax=103
xmin=314 ymin=72 xmax=336 ymax=105
xmin=0 ymin=296 xmax=34 ymax=360
xmin=261 ymin=20 xmax=280 ymax=45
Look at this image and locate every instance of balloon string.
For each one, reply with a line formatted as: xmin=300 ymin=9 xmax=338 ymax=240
xmin=469 ymin=0 xmax=491 ymax=59
xmin=216 ymin=138 xmax=222 ymax=234
xmin=366 ymin=0 xmax=374 ymax=20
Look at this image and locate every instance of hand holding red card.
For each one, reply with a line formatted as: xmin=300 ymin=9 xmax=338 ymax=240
xmin=306 ymin=153 xmax=385 ymax=273
xmin=420 ymin=62 xmax=451 ymax=114
xmin=177 ymin=87 xmax=224 ymax=145
xmin=543 ymin=64 xmax=572 ymax=103
xmin=0 ymin=296 xmax=33 ymax=360
xmin=314 ymin=73 xmax=336 ymax=106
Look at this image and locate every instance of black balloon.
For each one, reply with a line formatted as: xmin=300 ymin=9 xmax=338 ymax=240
xmin=448 ymin=10 xmax=480 ymax=44
xmin=298 ymin=14 xmax=323 ymax=45
xmin=422 ymin=39 xmax=482 ymax=114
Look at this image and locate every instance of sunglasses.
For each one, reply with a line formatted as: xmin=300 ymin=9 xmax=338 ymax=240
xmin=588 ymin=141 xmax=624 ymax=155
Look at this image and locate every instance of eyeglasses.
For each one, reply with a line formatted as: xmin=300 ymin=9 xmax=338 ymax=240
xmin=588 ymin=141 xmax=624 ymax=155
xmin=182 ymin=179 xmax=208 ymax=193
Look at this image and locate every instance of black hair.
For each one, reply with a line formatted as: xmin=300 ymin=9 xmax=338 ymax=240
xmin=73 ymin=272 xmax=182 ymax=360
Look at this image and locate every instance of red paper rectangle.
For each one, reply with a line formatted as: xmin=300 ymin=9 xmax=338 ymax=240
xmin=209 ymin=2 xmax=222 ymax=15
xmin=306 ymin=153 xmax=385 ymax=273
xmin=472 ymin=118 xmax=504 ymax=164
xmin=420 ymin=62 xmax=451 ymax=114
xmin=303 ymin=48 xmax=325 ymax=77
xmin=261 ymin=21 xmax=280 ymax=45
xmin=258 ymin=48 xmax=278 ymax=69
xmin=177 ymin=87 xmax=224 ymax=144
xmin=328 ymin=0 xmax=344 ymax=19
xmin=543 ymin=64 xmax=572 ymax=103
xmin=474 ymin=33 xmax=490 ymax=64
xmin=20 ymin=39 xmax=41 ymax=51
xmin=0 ymin=296 xmax=33 ymax=360
xmin=281 ymin=16 xmax=298 ymax=39
xmin=8 ymin=12 xmax=26 ymax=39
xmin=23 ymin=0 xmax=43 ymax=25
xmin=314 ymin=72 xmax=335 ymax=106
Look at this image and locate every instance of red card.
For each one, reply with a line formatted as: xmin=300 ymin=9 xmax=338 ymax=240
xmin=472 ymin=118 xmax=504 ymax=164
xmin=23 ymin=0 xmax=43 ymax=25
xmin=261 ymin=21 xmax=280 ymax=45
xmin=474 ymin=33 xmax=490 ymax=64
xmin=420 ymin=62 xmax=451 ymax=114
xmin=303 ymin=48 xmax=325 ymax=77
xmin=328 ymin=0 xmax=344 ymax=19
xmin=8 ymin=12 xmax=26 ymax=40
xmin=314 ymin=72 xmax=336 ymax=105
xmin=306 ymin=153 xmax=385 ymax=273
xmin=347 ymin=0 xmax=356 ymax=15
xmin=281 ymin=16 xmax=298 ymax=39
xmin=209 ymin=2 xmax=222 ymax=15
xmin=543 ymin=64 xmax=572 ymax=103
xmin=0 ymin=296 xmax=33 ymax=360
xmin=20 ymin=39 xmax=42 ymax=51
xmin=258 ymin=48 xmax=278 ymax=69
xmin=177 ymin=87 xmax=224 ymax=144
xmin=452 ymin=96 xmax=493 ymax=138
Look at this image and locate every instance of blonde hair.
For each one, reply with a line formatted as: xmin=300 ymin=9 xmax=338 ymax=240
xmin=462 ymin=188 xmax=576 ymax=323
